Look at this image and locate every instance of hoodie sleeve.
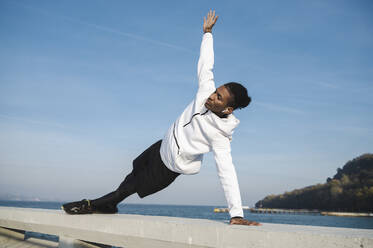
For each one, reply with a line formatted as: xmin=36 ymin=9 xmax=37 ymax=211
xmin=197 ymin=33 xmax=215 ymax=93
xmin=212 ymin=139 xmax=244 ymax=218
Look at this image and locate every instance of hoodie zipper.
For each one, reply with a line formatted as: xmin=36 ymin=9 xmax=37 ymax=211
xmin=183 ymin=110 xmax=209 ymax=127
xmin=172 ymin=123 xmax=181 ymax=154
xmin=173 ymin=110 xmax=209 ymax=155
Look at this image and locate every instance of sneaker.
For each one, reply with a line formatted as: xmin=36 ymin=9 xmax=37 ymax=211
xmin=61 ymin=199 xmax=93 ymax=215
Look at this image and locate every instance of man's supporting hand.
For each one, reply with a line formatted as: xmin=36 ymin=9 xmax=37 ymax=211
xmin=230 ymin=217 xmax=261 ymax=226
xmin=203 ymin=10 xmax=219 ymax=33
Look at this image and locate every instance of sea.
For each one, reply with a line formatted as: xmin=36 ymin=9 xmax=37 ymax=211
xmin=1 ymin=200 xmax=372 ymax=246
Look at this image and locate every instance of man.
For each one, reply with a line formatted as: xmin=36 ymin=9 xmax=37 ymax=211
xmin=62 ymin=10 xmax=260 ymax=226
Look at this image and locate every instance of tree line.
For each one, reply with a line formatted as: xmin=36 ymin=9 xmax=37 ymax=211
xmin=255 ymin=154 xmax=373 ymax=212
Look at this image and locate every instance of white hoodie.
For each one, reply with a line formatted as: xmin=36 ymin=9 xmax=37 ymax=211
xmin=160 ymin=32 xmax=244 ymax=218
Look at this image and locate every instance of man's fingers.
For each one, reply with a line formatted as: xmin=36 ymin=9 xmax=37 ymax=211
xmin=230 ymin=219 xmax=261 ymax=226
xmin=213 ymin=15 xmax=219 ymax=24
xmin=246 ymin=220 xmax=261 ymax=226
xmin=208 ymin=10 xmax=218 ymax=23
xmin=210 ymin=10 xmax=215 ymax=20
xmin=203 ymin=9 xmax=218 ymax=31
xmin=247 ymin=221 xmax=261 ymax=226
xmin=208 ymin=9 xmax=213 ymax=19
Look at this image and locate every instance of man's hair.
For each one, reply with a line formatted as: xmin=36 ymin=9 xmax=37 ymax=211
xmin=224 ymin=82 xmax=251 ymax=110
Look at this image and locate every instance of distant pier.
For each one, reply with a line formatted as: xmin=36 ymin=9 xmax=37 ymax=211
xmin=213 ymin=206 xmax=250 ymax=213
xmin=213 ymin=207 xmax=373 ymax=217
xmin=250 ymin=208 xmax=320 ymax=215
xmin=213 ymin=207 xmax=319 ymax=214
xmin=320 ymin=211 xmax=373 ymax=217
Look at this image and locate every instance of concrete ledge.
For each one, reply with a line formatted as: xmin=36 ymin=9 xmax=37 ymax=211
xmin=0 ymin=206 xmax=372 ymax=248
xmin=0 ymin=226 xmax=58 ymax=248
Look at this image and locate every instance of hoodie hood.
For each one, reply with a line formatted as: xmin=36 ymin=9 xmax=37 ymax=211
xmin=209 ymin=112 xmax=240 ymax=140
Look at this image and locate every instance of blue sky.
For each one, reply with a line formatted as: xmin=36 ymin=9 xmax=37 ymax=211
xmin=0 ymin=0 xmax=372 ymax=207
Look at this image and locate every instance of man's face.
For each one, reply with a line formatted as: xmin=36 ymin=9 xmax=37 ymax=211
xmin=204 ymin=86 xmax=233 ymax=114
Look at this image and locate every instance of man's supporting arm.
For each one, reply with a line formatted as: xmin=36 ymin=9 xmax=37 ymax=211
xmin=212 ymin=144 xmax=244 ymax=219
xmin=213 ymin=141 xmax=261 ymax=226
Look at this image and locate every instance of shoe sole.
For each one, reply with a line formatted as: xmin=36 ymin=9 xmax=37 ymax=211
xmin=61 ymin=203 xmax=88 ymax=215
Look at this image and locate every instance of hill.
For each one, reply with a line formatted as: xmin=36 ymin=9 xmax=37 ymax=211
xmin=255 ymin=154 xmax=373 ymax=212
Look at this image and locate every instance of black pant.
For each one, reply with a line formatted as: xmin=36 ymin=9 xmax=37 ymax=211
xmin=91 ymin=140 xmax=180 ymax=208
xmin=91 ymin=172 xmax=137 ymax=208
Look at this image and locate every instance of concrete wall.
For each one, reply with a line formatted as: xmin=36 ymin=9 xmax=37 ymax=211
xmin=0 ymin=206 xmax=372 ymax=248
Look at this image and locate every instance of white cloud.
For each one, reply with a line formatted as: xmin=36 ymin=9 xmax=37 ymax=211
xmin=255 ymin=101 xmax=305 ymax=115
xmin=333 ymin=126 xmax=373 ymax=136
xmin=317 ymin=81 xmax=339 ymax=89
xmin=11 ymin=2 xmax=194 ymax=54
xmin=0 ymin=114 xmax=66 ymax=129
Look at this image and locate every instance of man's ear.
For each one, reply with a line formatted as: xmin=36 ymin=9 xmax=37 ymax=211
xmin=225 ymin=106 xmax=233 ymax=115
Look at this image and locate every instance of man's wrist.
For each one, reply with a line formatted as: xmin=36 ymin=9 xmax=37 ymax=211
xmin=231 ymin=216 xmax=243 ymax=219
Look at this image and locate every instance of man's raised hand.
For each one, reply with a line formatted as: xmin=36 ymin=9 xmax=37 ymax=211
xmin=203 ymin=10 xmax=219 ymax=33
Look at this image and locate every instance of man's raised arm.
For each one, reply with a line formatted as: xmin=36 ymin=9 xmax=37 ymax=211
xmin=197 ymin=10 xmax=218 ymax=92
